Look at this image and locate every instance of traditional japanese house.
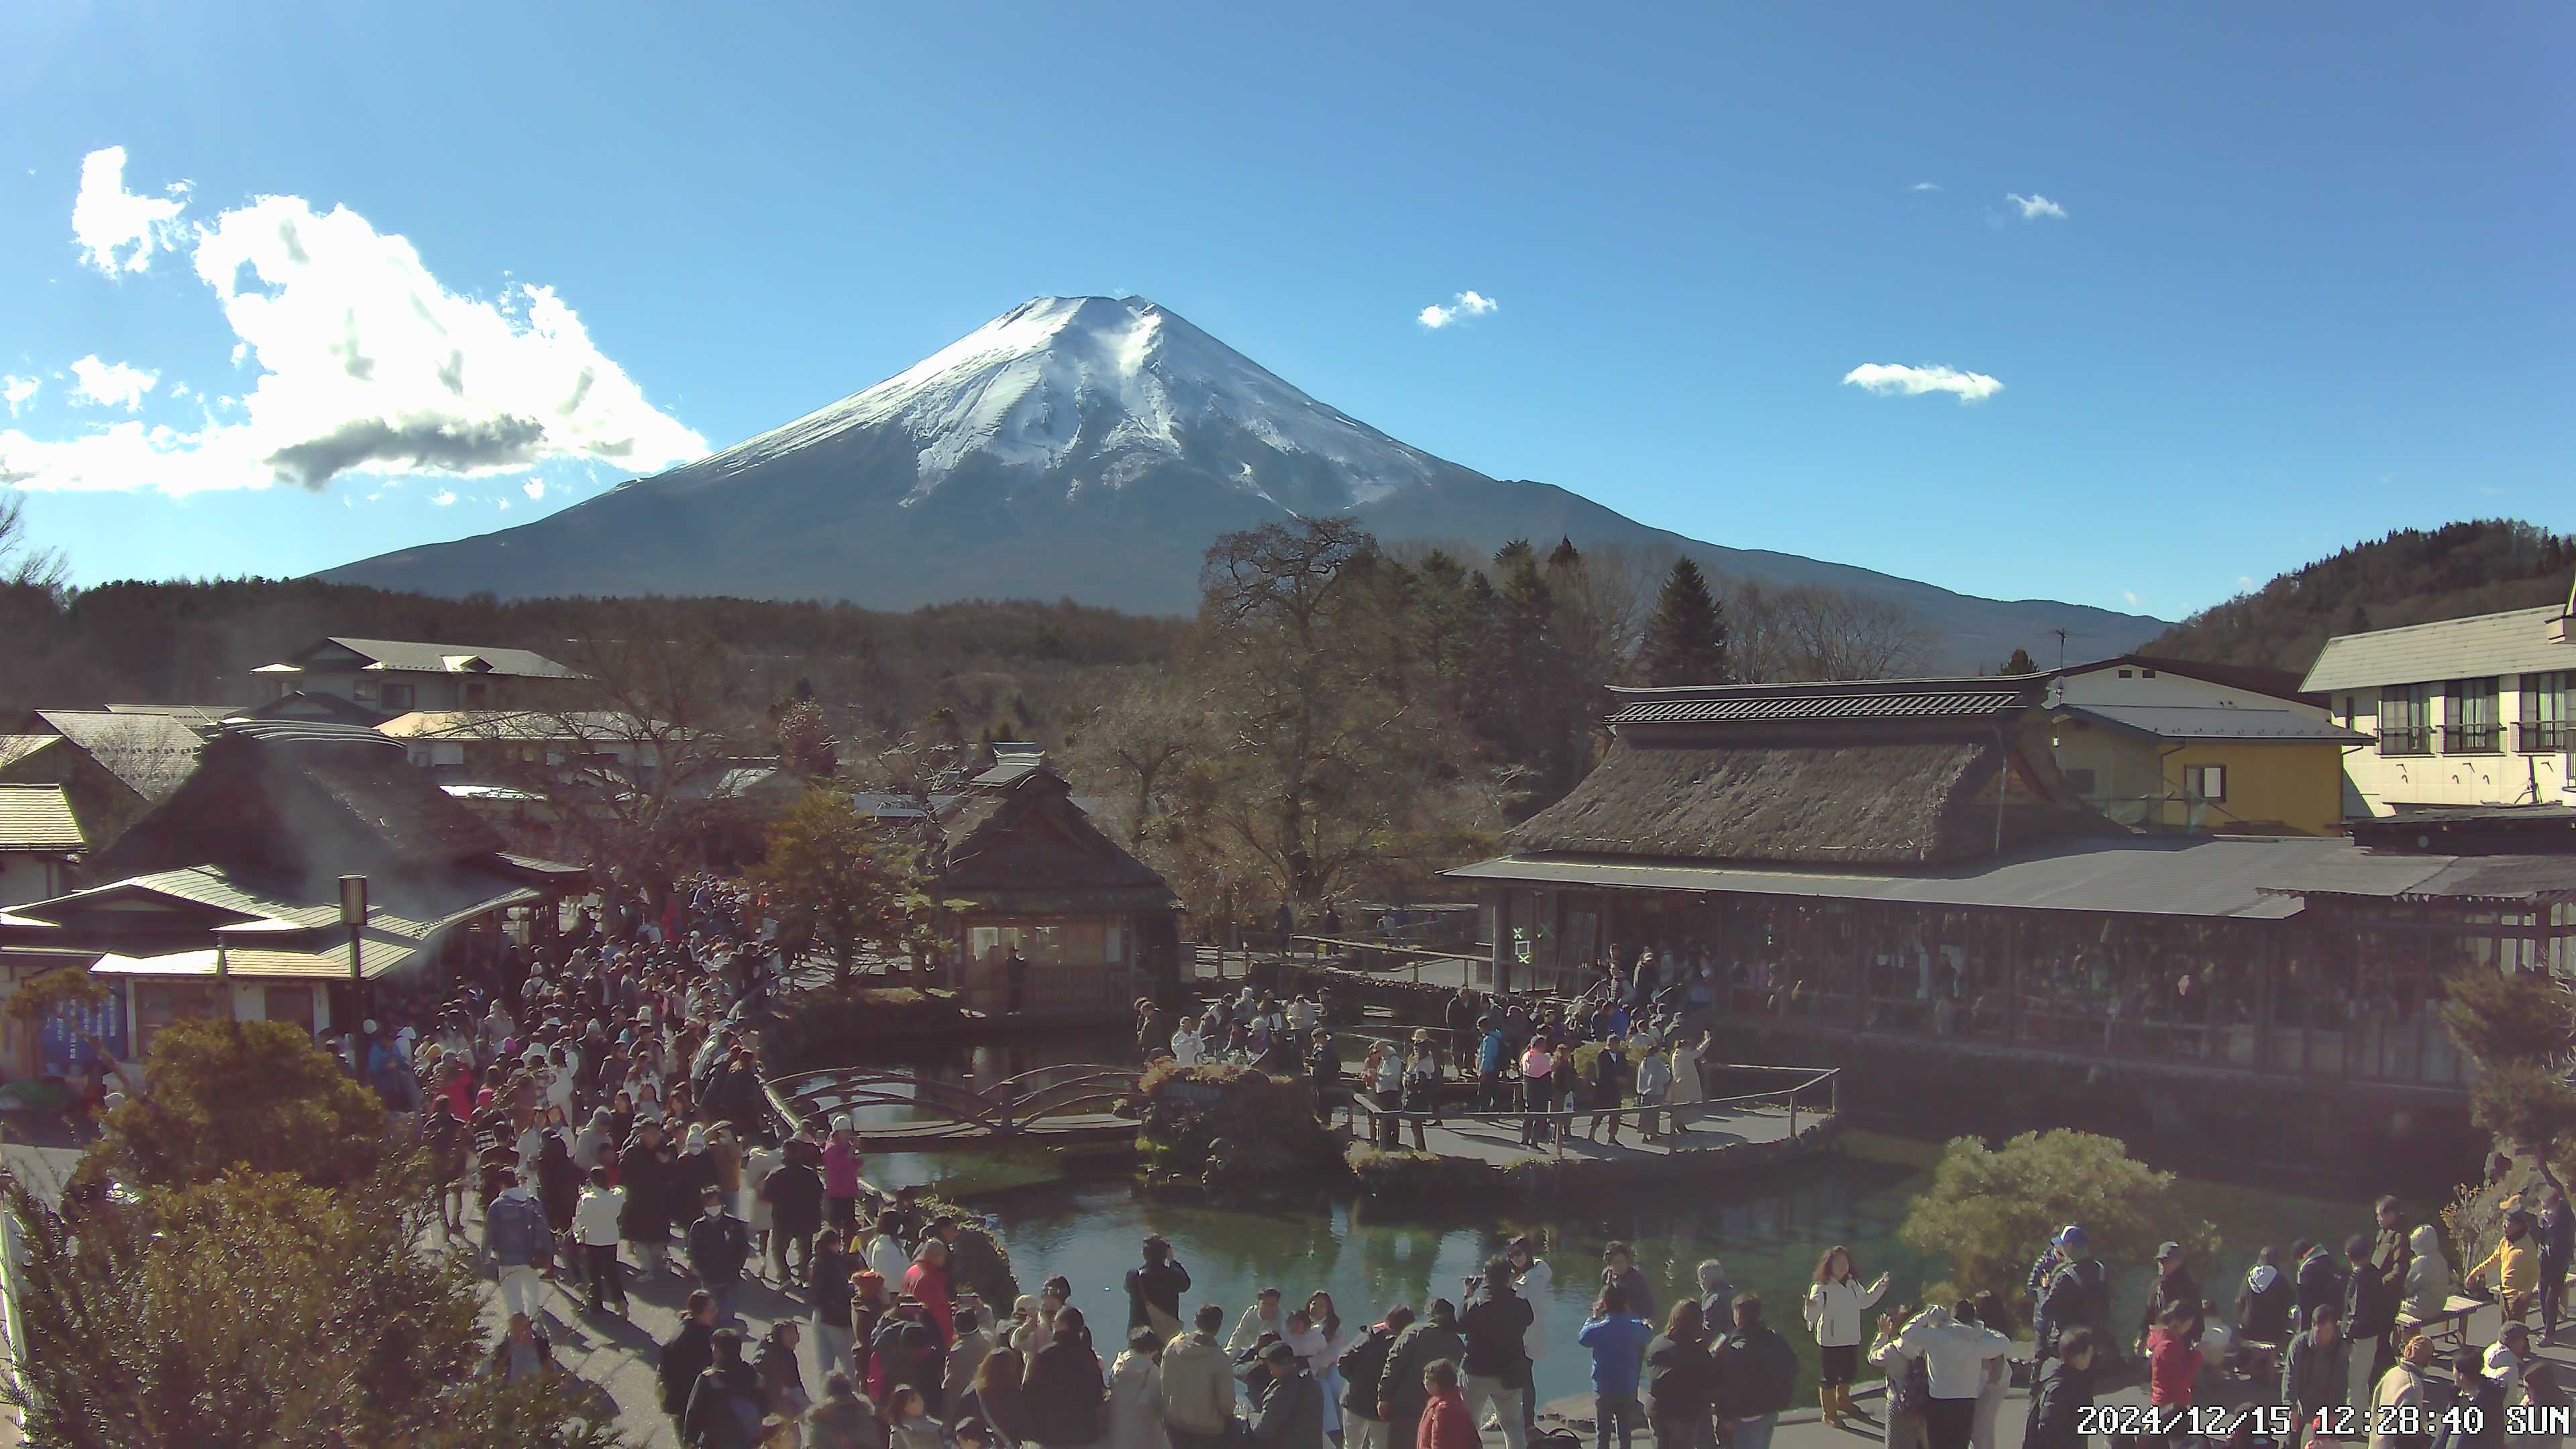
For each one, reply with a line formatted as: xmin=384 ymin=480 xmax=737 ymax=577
xmin=1447 ymin=676 xmax=2576 ymax=1169
xmin=0 ymin=720 xmax=585 ymax=1066
xmin=930 ymin=761 xmax=1181 ymax=1022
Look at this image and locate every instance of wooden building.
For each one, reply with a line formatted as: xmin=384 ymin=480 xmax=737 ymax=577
xmin=930 ymin=761 xmax=1181 ymax=1022
xmin=1448 ymin=676 xmax=2576 ymax=1162
xmin=0 ymin=720 xmax=584 ymax=1067
xmin=0 ymin=709 xmax=206 ymax=853
xmin=251 ymin=637 xmax=585 ymax=719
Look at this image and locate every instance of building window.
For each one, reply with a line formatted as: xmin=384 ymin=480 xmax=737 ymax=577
xmin=2184 ymin=764 xmax=2226 ymax=802
xmin=2444 ymin=677 xmax=2502 ymax=753
xmin=2141 ymin=668 xmax=2158 ymax=678
xmin=2116 ymin=668 xmax=2135 ymax=679
xmin=2522 ymin=672 xmax=2573 ymax=753
xmin=379 ymin=682 xmax=416 ymax=712
xmin=2380 ymin=686 xmax=2431 ymax=755
xmin=2064 ymin=767 xmax=2098 ymax=796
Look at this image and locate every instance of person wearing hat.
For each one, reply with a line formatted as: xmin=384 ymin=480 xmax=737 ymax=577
xmin=1244 ymin=1338 xmax=1324 ymax=1449
xmin=1126 ymin=1234 xmax=1192 ymax=1340
xmin=2033 ymin=1226 xmax=2111 ymax=1364
xmin=824 ymin=1116 xmax=865 ymax=1237
xmin=2135 ymin=1242 xmax=2203 ymax=1360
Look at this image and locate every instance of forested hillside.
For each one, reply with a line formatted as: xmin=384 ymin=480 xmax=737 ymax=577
xmin=2145 ymin=521 xmax=2575 ymax=674
xmin=0 ymin=576 xmax=1186 ymax=750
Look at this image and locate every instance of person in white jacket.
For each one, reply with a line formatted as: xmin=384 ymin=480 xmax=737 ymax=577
xmin=1805 ymin=1246 xmax=1892 ymax=1428
xmin=1509 ymin=1237 xmax=1552 ymax=1440
xmin=1892 ymin=1302 xmax=2007 ymax=1449
xmin=2400 ymin=1223 xmax=2452 ymax=1324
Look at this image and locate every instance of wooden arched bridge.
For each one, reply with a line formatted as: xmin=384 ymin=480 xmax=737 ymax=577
xmin=762 ymin=1063 xmax=1144 ymax=1148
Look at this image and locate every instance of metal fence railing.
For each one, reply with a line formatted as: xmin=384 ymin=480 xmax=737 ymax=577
xmin=1343 ymin=1063 xmax=1839 ymax=1160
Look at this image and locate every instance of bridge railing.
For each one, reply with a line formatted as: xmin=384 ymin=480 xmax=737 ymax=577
xmin=762 ymin=1063 xmax=1143 ymax=1140
xmin=1344 ymin=1063 xmax=1839 ymax=1160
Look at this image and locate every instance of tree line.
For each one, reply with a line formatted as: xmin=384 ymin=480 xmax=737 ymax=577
xmin=2146 ymin=519 xmax=2575 ymax=674
xmin=1061 ymin=518 xmax=1940 ymax=916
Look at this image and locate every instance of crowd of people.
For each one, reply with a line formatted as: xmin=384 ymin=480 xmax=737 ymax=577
xmin=1146 ymin=983 xmax=1724 ymax=1148
xmin=378 ymin=881 xmax=2567 ymax=1449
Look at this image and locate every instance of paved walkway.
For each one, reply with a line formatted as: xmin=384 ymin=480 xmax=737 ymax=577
xmin=1532 ymin=1295 xmax=2573 ymax=1449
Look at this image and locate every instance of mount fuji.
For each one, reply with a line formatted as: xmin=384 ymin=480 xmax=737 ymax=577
xmin=322 ymin=295 xmax=2163 ymax=666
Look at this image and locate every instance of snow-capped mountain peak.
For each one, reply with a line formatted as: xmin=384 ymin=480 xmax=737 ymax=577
xmin=684 ymin=295 xmax=1446 ymax=508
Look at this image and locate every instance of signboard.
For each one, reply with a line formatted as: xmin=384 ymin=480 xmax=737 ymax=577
xmin=1158 ymin=1081 xmax=1227 ymax=1110
xmin=40 ymin=981 xmax=127 ymax=1076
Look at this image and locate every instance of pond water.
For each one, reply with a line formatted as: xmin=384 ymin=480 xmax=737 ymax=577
xmin=875 ymin=1131 xmax=2375 ymax=1407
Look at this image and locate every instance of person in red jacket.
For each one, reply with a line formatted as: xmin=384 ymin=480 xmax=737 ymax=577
xmin=2145 ymin=1301 xmax=2200 ymax=1433
xmin=904 ymin=1239 xmax=955 ymax=1344
xmin=1417 ymin=1360 xmax=1479 ymax=1449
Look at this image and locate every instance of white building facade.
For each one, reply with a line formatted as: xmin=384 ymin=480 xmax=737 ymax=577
xmin=2302 ymin=601 xmax=2576 ymax=817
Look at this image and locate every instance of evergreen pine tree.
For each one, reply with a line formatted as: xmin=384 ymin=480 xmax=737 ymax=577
xmin=1640 ymin=557 xmax=1730 ymax=686
xmin=2001 ymin=647 xmax=2039 ymax=675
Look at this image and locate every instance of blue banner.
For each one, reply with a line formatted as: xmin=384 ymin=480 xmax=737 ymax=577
xmin=39 ymin=981 xmax=127 ymax=1076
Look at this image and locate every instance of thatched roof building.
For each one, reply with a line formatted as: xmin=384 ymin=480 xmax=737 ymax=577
xmin=929 ymin=764 xmax=1179 ymax=1020
xmin=1507 ymin=676 xmax=2104 ymax=866
xmin=1445 ymin=674 xmax=2576 ymax=1142
xmin=0 ymin=720 xmax=586 ymax=1063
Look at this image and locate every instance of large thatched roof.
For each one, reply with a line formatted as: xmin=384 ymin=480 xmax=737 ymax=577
xmin=89 ymin=720 xmax=506 ymax=883
xmin=935 ymin=767 xmax=1173 ymax=902
xmin=1510 ymin=735 xmax=2024 ymax=865
xmin=1512 ymin=675 xmax=2113 ymax=867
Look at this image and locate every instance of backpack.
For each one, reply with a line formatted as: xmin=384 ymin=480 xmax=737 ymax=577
xmin=2047 ymin=1258 xmax=2109 ymax=1334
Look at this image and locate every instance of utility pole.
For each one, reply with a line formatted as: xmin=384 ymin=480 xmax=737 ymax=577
xmin=2052 ymin=629 xmax=2069 ymax=671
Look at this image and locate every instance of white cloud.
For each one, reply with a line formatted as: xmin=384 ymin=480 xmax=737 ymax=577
xmin=2006 ymin=193 xmax=2068 ymax=221
xmin=1 ymin=376 xmax=37 ymax=417
xmin=497 ymin=497 xmax=512 ymax=510
xmin=70 ymin=146 xmax=191 ymax=275
xmin=428 ymin=488 xmax=458 ymax=506
xmin=2237 ymin=575 xmax=2257 ymax=591
xmin=4 ymin=145 xmax=707 ymax=497
xmin=1839 ymin=362 xmax=2004 ymax=404
xmin=68 ymin=355 xmax=160 ymax=412
xmin=522 ymin=479 xmax=546 ymax=500
xmin=2123 ymin=591 xmax=2141 ymax=608
xmin=1417 ymin=290 xmax=1500 ymax=330
xmin=1911 ymin=181 xmax=1943 ymax=192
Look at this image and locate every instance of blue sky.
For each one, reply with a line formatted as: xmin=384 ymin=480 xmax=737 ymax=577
xmin=2 ymin=1 xmax=2567 ymax=622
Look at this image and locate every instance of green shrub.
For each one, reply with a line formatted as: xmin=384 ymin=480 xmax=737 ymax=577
xmin=1139 ymin=1061 xmax=1349 ymax=1193
xmin=1898 ymin=1129 xmax=2220 ymax=1315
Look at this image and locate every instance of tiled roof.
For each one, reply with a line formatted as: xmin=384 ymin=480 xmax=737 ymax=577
xmin=0 ymin=785 xmax=85 ymax=852
xmin=1611 ymin=690 xmax=2024 ymax=725
xmin=31 ymin=710 xmax=205 ymax=802
xmin=21 ymin=861 xmax=539 ymax=979
xmin=2302 ymin=605 xmax=2576 ymax=692
xmin=2055 ymin=704 xmax=2370 ymax=743
xmin=1448 ymin=834 xmax=2385 ymax=920
xmin=320 ymin=637 xmax=582 ymax=679
xmin=0 ymin=735 xmax=62 ymax=771
xmin=100 ymin=704 xmax=242 ymax=735
xmin=378 ymin=709 xmax=647 ymax=742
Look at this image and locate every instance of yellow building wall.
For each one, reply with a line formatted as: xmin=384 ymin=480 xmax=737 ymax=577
xmin=2158 ymin=741 xmax=2345 ymax=837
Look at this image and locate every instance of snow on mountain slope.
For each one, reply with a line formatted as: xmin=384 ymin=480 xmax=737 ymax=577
xmin=321 ymin=294 xmax=2173 ymax=668
xmin=673 ymin=295 xmax=1448 ymax=508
